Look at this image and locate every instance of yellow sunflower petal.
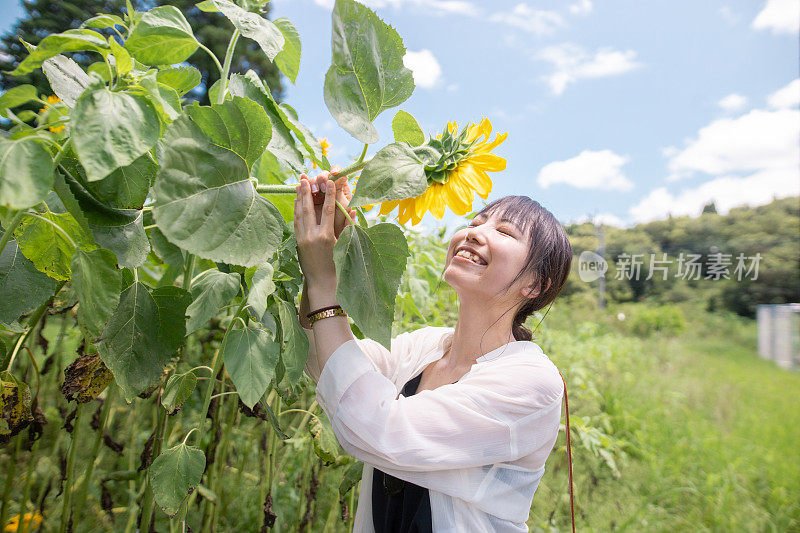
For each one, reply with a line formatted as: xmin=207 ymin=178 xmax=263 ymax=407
xmin=428 ymin=184 xmax=446 ymax=218
xmin=475 ymin=132 xmax=507 ymax=154
xmin=458 ymin=163 xmax=493 ymax=199
xmin=443 ymin=179 xmax=471 ymax=215
xmin=414 ymin=188 xmax=432 ymax=221
xmin=479 ymin=117 xmax=492 ymax=138
xmin=467 ymin=153 xmax=506 ymax=172
xmin=398 ymin=199 xmax=412 ymax=225
xmin=464 ymin=122 xmax=481 ymax=144
xmin=379 ymin=199 xmax=400 ymax=215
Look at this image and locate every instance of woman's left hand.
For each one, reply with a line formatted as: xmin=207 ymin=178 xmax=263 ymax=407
xmin=294 ymin=175 xmax=341 ymax=287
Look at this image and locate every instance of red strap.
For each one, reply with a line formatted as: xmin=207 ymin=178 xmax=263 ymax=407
xmin=559 ymin=371 xmax=576 ymax=533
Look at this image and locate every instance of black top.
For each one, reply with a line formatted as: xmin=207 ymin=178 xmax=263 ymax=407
xmin=371 ymin=371 xmax=458 ymax=533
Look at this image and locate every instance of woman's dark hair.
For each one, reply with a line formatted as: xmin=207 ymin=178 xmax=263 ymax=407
xmin=434 ymin=195 xmax=572 ymax=343
xmin=473 ymin=196 xmax=573 ymax=341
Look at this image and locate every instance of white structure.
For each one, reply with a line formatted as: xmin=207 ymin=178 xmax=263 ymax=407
xmin=757 ymin=303 xmax=800 ymax=370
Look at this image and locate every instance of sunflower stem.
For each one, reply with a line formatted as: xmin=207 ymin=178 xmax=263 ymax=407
xmin=335 ymin=200 xmax=356 ymax=227
xmin=355 ymin=144 xmax=368 ymax=165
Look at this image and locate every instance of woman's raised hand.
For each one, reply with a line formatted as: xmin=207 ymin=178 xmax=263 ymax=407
xmin=294 ymin=164 xmax=356 ymax=286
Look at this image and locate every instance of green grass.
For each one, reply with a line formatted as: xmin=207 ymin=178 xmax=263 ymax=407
xmin=528 ymin=301 xmax=800 ymax=532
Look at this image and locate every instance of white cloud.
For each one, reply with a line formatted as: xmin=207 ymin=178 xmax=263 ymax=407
xmin=569 ymin=0 xmax=592 ymax=16
xmin=717 ymin=93 xmax=748 ymax=112
xmin=752 ymin=0 xmax=800 ymax=34
xmin=489 ymin=4 xmax=565 ymax=36
xmin=667 ymin=108 xmax=799 ymax=179
xmin=571 ymin=212 xmax=628 ymax=228
xmin=767 ymin=79 xmax=800 ymax=108
xmin=403 ymin=49 xmax=443 ymax=89
xmin=636 ymin=83 xmax=800 ymax=222
xmin=629 ymin=168 xmax=800 ymax=223
xmin=537 ymin=149 xmax=634 ymax=191
xmin=534 ymin=43 xmax=642 ymax=95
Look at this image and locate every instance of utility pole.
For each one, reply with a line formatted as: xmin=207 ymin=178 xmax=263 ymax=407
xmin=595 ymin=218 xmax=606 ymax=309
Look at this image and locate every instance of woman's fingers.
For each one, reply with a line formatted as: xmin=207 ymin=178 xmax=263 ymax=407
xmin=320 ymin=180 xmax=336 ymax=232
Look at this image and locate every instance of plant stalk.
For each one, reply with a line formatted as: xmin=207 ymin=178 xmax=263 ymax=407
xmin=0 ymin=434 xmax=22 ymax=530
xmin=4 ymin=281 xmax=66 ymax=372
xmin=59 ymin=404 xmax=85 ymax=533
xmin=216 ymin=29 xmax=240 ymax=105
xmin=0 ymin=210 xmax=26 ymax=254
xmin=73 ymin=386 xmax=116 ymax=523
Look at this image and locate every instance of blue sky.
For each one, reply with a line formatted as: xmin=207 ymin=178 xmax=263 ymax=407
xmin=2 ymin=0 xmax=798 ymax=231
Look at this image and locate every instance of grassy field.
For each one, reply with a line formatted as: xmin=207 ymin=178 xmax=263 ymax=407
xmin=527 ymin=300 xmax=800 ymax=532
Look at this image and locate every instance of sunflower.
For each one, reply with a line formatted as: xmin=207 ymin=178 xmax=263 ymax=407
xmin=312 ymin=137 xmax=331 ymax=169
xmin=361 ymin=118 xmax=507 ymax=225
xmin=39 ymin=95 xmax=66 ymax=133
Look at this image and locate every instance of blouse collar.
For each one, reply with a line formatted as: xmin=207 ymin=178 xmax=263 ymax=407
xmin=437 ymin=328 xmax=543 ymax=363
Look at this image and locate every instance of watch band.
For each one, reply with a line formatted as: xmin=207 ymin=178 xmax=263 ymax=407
xmin=307 ymin=305 xmax=347 ymax=326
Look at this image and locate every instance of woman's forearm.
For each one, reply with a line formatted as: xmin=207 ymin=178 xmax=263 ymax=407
xmin=299 ymin=280 xmax=313 ymax=329
xmin=306 ymin=279 xmax=355 ymax=371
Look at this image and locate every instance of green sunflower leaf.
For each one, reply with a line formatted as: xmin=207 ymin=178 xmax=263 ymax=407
xmin=149 ymin=440 xmax=205 ymax=517
xmin=222 ymin=326 xmax=280 ymax=409
xmin=152 ymin=101 xmax=283 ymax=267
xmin=349 ymin=142 xmax=427 ymax=208
xmin=333 ymin=223 xmax=409 ymax=349
xmin=124 ymin=6 xmax=198 ymax=66
xmin=324 ymin=0 xmax=415 ymax=143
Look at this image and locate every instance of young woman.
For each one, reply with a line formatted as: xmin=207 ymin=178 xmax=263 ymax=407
xmin=294 ymin=167 xmax=573 ymax=533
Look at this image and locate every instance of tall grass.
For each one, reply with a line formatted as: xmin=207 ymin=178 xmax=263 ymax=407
xmin=530 ymin=299 xmax=800 ymax=531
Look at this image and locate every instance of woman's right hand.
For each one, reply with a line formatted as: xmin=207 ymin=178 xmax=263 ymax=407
xmin=298 ymin=164 xmax=355 ymax=239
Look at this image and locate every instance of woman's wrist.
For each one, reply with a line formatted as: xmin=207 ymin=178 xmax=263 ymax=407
xmin=306 ymin=280 xmax=339 ymax=311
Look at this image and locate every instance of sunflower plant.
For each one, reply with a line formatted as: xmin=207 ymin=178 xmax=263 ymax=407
xmin=0 ymin=0 xmax=508 ymax=529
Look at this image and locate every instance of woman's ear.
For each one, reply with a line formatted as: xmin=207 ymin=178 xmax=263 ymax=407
xmin=521 ymin=277 xmax=551 ymax=300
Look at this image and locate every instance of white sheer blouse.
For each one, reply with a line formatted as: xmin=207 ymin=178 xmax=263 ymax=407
xmin=302 ymin=325 xmax=564 ymax=533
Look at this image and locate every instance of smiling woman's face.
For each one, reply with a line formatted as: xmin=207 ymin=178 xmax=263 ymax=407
xmin=443 ymin=210 xmax=536 ymax=306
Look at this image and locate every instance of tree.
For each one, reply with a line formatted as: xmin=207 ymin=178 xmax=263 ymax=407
xmin=702 ymin=201 xmax=718 ymax=214
xmin=0 ymin=0 xmax=284 ymax=104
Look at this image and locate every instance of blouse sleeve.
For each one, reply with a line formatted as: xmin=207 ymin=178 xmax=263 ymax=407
xmin=314 ymin=338 xmax=564 ymax=496
xmin=302 ymin=326 xmax=421 ymax=384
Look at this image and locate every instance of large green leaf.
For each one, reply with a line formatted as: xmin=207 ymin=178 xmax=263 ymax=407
xmin=157 ymin=66 xmax=202 ymax=96
xmin=222 ymin=327 xmax=280 ymax=409
xmin=152 ymin=107 xmax=283 ymax=267
xmin=349 ymin=142 xmax=427 ymax=207
xmin=13 ymin=211 xmax=96 ymax=281
xmin=58 ymin=166 xmax=151 ymax=267
xmin=151 ymin=285 xmax=191 ymax=353
xmin=96 ymin=282 xmax=187 ymax=401
xmin=149 ymin=441 xmax=205 ymax=517
xmin=324 ymin=0 xmax=415 ymax=143
xmin=275 ymin=297 xmax=309 ymax=385
xmin=87 ymin=152 xmax=156 ymax=210
xmin=392 ymin=110 xmax=424 ymax=146
xmin=11 ymin=29 xmax=109 ymax=75
xmin=0 ymin=240 xmax=58 ymax=324
xmin=185 ymin=269 xmax=240 ymax=334
xmin=42 ymin=55 xmax=90 ymax=108
xmin=71 ymin=248 xmax=122 ymax=337
xmin=228 ymin=72 xmax=304 ymax=183
xmin=0 ymin=85 xmax=37 ymax=118
xmin=333 ymin=223 xmax=409 ymax=349
xmin=184 ymin=96 xmax=271 ymax=169
xmin=124 ymin=6 xmax=198 ymax=66
xmin=0 ymin=137 xmax=55 ymax=210
xmin=162 ymin=371 xmax=197 ymax=415
xmin=278 ymin=103 xmax=325 ymax=167
xmin=211 ymin=0 xmax=284 ymax=62
xmin=245 ymin=264 xmax=275 ymax=319
xmin=274 ymin=18 xmax=301 ymax=83
xmin=71 ymin=85 xmax=160 ymax=181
